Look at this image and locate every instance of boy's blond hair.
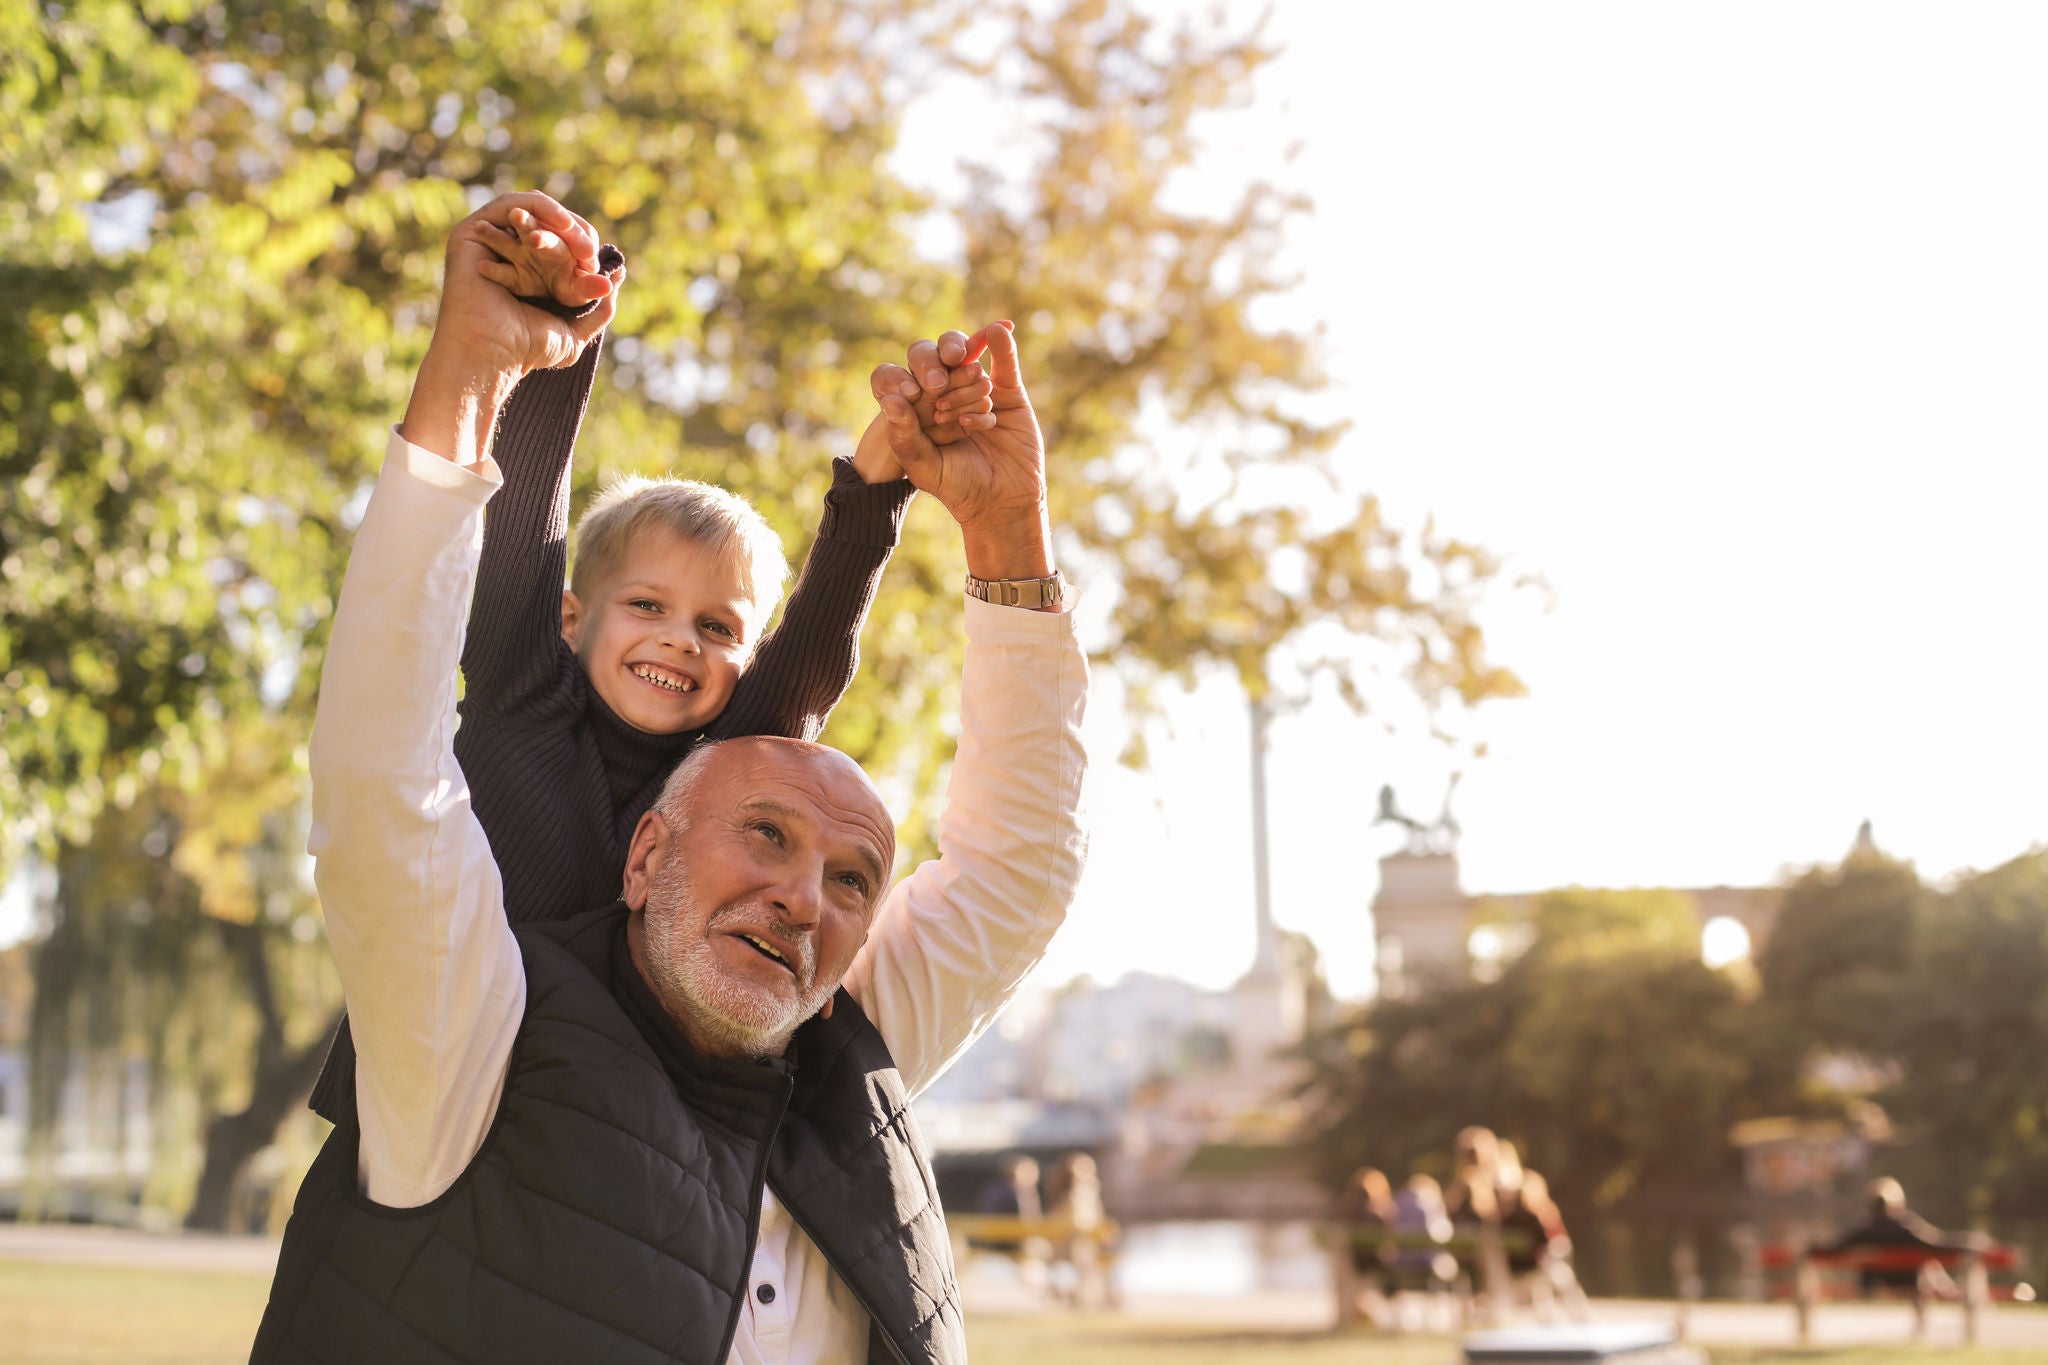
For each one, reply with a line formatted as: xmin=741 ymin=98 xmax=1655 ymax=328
xmin=571 ymin=476 xmax=789 ymax=625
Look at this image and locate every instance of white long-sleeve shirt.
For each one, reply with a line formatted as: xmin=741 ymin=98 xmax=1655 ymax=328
xmin=307 ymin=430 xmax=1089 ymax=1363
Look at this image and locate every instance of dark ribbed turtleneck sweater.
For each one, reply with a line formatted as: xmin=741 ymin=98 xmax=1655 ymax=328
xmin=453 ymin=340 xmax=914 ymax=926
xmin=310 ymin=282 xmax=914 ymax=1121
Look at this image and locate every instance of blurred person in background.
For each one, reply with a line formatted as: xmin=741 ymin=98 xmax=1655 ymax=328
xmin=968 ymin=1155 xmax=1051 ymax=1294
xmin=1391 ymin=1174 xmax=1462 ymax=1330
xmin=1045 ymin=1152 xmax=1111 ymax=1308
xmin=1817 ymin=1177 xmax=1977 ymax=1299
xmin=1333 ymin=1166 xmax=1400 ymax=1326
xmin=1501 ymin=1169 xmax=1590 ymax=1319
xmin=1446 ymin=1125 xmax=1515 ymax=1322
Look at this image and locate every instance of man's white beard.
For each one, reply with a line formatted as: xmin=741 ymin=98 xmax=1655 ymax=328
xmin=642 ymin=855 xmax=831 ymax=1057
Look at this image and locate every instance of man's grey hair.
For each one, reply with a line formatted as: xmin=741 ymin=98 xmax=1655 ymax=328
xmin=654 ymin=740 xmax=726 ymax=829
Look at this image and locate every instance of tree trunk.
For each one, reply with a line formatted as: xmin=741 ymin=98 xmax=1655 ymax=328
xmin=182 ymin=1019 xmax=338 ymax=1231
xmin=184 ymin=919 xmax=341 ymax=1232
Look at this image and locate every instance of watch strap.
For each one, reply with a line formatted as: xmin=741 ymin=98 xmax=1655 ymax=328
xmin=964 ymin=570 xmax=1065 ymax=610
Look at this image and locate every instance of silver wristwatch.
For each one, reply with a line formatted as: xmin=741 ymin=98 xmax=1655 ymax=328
xmin=964 ymin=569 xmax=1066 ymax=611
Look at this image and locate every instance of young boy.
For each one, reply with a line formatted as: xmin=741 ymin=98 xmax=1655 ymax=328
xmin=311 ymin=200 xmax=996 ymax=1119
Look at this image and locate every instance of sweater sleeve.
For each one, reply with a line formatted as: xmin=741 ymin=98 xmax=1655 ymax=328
xmin=705 ymin=459 xmax=915 ymax=742
xmin=456 ymin=340 xmax=603 ymax=713
xmin=456 ymin=262 xmax=619 ymax=714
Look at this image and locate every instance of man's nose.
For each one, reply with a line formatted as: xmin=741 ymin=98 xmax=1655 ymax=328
xmin=769 ymin=865 xmax=824 ymax=929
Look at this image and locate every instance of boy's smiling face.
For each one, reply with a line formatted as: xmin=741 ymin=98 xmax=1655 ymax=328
xmin=563 ymin=528 xmax=761 ymax=734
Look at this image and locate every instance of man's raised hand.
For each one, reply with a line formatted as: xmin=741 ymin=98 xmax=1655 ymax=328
xmin=877 ymin=322 xmax=1053 ymax=582
xmin=852 ymin=336 xmax=996 ymax=482
xmin=401 ymin=192 xmax=622 ymax=466
xmin=435 ymin=193 xmax=621 ymax=378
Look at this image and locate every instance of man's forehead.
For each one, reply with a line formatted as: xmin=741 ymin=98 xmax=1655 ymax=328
xmin=704 ymin=739 xmax=894 ymax=844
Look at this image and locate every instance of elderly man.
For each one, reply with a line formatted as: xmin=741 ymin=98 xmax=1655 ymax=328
xmin=251 ymin=197 xmax=1087 ymax=1365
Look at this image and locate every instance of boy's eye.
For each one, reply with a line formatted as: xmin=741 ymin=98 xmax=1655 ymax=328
xmin=703 ymin=619 xmax=737 ymax=640
xmin=629 ymin=598 xmax=661 ymax=612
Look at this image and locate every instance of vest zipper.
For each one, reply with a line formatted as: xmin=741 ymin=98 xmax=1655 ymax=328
xmin=717 ymin=1078 xmax=795 ymax=1364
xmin=768 ymin=1185 xmax=914 ymax=1365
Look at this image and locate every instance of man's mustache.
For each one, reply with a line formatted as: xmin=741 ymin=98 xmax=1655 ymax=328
xmin=707 ymin=900 xmax=818 ymax=982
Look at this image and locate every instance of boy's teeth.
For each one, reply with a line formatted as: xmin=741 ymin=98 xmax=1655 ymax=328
xmin=632 ymin=665 xmax=694 ymax=693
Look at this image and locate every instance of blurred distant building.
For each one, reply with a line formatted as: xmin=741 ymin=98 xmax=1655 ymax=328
xmin=917 ymin=701 xmax=1336 ymax=1223
xmin=1371 ymin=843 xmax=1784 ymax=998
xmin=918 ymin=912 xmax=1330 ymax=1222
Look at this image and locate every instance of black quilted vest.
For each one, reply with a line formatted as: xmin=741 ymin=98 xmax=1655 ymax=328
xmin=251 ymin=904 xmax=965 ymax=1364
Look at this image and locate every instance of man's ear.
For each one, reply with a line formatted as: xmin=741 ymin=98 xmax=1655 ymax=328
xmin=561 ymin=588 xmax=584 ymax=650
xmin=622 ymin=809 xmax=670 ymax=911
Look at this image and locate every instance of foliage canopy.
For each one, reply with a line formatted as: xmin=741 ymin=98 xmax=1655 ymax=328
xmin=2 ymin=0 xmax=1520 ymax=1223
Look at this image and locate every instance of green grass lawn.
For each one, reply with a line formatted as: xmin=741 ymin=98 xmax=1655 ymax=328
xmin=4 ymin=1258 xmax=2046 ymax=1365
xmin=0 ymin=1257 xmax=273 ymax=1365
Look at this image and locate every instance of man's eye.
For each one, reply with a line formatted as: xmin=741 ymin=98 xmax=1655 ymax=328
xmin=835 ymin=872 xmax=869 ymax=894
xmin=751 ymin=822 xmax=783 ymax=844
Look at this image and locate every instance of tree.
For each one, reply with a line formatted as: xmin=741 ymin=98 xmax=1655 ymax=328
xmin=1876 ymin=852 xmax=2048 ymax=1225
xmin=6 ymin=0 xmax=1523 ymax=1223
xmin=1758 ymin=845 xmax=1923 ymax=1056
xmin=21 ymin=722 xmax=340 ymax=1227
xmin=956 ymin=0 xmax=1522 ymax=737
xmin=1300 ymin=885 xmax=1793 ymax=1284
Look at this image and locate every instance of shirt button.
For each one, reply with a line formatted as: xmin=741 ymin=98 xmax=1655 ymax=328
xmin=756 ymin=1283 xmax=776 ymax=1305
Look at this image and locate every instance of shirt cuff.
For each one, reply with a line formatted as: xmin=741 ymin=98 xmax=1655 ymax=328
xmin=386 ymin=425 xmax=504 ymax=495
xmin=963 ymin=585 xmax=1082 ymax=633
xmin=817 ymin=456 xmax=915 ymax=546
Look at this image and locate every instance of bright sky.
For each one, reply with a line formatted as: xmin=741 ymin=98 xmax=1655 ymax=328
xmin=952 ymin=2 xmax=2048 ymax=998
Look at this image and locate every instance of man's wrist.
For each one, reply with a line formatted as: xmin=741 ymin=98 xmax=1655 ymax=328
xmin=959 ymin=508 xmax=1054 ymax=582
xmin=400 ymin=342 xmax=523 ymax=466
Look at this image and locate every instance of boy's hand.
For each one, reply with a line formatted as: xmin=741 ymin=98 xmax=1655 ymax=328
xmin=877 ymin=322 xmax=1053 ymax=582
xmin=433 ymin=194 xmax=620 ymax=377
xmin=852 ymin=328 xmax=998 ymax=483
xmin=853 ymin=357 xmax=994 ymax=483
xmin=473 ymin=206 xmax=616 ymax=313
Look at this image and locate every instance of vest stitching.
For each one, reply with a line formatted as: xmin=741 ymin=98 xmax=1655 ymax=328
xmin=426 ymin=1223 xmax=697 ymax=1355
xmin=536 ymin=1009 xmax=790 ymax=1140
xmin=508 ymin=1089 xmax=742 ymax=1197
xmin=292 ymin=1255 xmax=471 ymax=1363
xmin=474 ymin=1150 xmax=738 ymax=1290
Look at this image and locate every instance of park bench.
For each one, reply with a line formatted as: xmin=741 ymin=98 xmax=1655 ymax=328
xmin=1330 ymin=1226 xmax=1559 ymax=1329
xmin=1758 ymin=1240 xmax=2025 ymax=1345
xmin=947 ymin=1211 xmax=1121 ymax=1306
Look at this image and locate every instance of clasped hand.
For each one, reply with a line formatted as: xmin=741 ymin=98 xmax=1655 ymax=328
xmin=416 ymin=192 xmax=1052 ymax=583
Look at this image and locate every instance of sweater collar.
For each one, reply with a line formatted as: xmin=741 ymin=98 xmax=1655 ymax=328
xmin=571 ymin=651 xmax=699 ymax=808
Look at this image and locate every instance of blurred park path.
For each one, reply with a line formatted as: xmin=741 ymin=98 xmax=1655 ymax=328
xmin=0 ymin=1222 xmax=280 ymax=1276
xmin=4 ymin=1223 xmax=2048 ymax=1354
xmin=960 ymin=1272 xmax=2048 ymax=1352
